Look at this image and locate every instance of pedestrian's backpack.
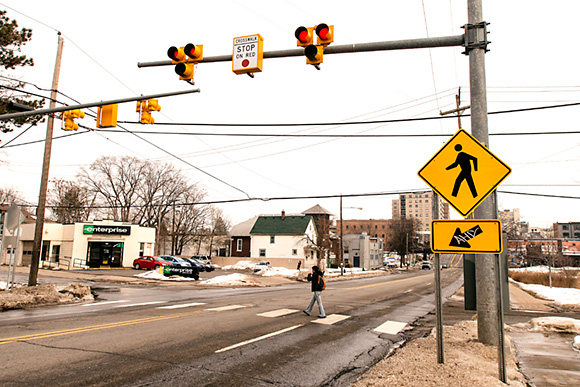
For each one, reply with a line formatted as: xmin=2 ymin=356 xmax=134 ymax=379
xmin=318 ymin=274 xmax=326 ymax=291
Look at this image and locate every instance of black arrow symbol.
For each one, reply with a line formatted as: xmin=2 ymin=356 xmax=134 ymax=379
xmin=449 ymin=225 xmax=483 ymax=248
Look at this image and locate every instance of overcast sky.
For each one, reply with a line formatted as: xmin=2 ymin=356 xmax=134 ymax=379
xmin=1 ymin=0 xmax=579 ymax=228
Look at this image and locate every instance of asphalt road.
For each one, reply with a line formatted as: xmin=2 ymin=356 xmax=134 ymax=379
xmin=0 ymin=264 xmax=462 ymax=386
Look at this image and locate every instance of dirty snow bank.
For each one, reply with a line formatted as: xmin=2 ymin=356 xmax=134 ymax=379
xmin=0 ymin=283 xmax=93 ymax=311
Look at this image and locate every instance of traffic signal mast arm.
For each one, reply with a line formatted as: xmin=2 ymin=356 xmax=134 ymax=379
xmin=0 ymin=89 xmax=200 ymax=121
xmin=138 ymin=34 xmax=465 ymax=68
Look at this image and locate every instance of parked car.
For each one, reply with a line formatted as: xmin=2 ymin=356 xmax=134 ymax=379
xmin=133 ymin=256 xmax=172 ymax=270
xmin=159 ymin=255 xmax=192 ymax=268
xmin=440 ymin=263 xmax=449 ymax=269
xmin=254 ymin=261 xmax=271 ymax=272
xmin=181 ymin=257 xmax=214 ymax=272
xmin=421 ymin=261 xmax=432 ymax=270
xmin=192 ymin=255 xmax=212 ymax=264
xmin=190 ymin=257 xmax=215 ymax=272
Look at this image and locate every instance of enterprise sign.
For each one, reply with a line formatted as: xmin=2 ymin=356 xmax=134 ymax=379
xmin=83 ymin=225 xmax=131 ymax=235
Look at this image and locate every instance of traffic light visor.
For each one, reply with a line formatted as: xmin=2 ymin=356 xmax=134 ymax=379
xmin=305 ymin=45 xmax=322 ymax=61
xmin=184 ymin=43 xmax=203 ymax=61
xmin=316 ymin=24 xmax=330 ymax=40
xmin=167 ymin=46 xmax=185 ymax=62
xmin=295 ymin=27 xmax=311 ymax=44
xmin=175 ymin=62 xmax=194 ymax=79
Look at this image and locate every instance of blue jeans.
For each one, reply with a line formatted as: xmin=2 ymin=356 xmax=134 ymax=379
xmin=305 ymin=291 xmax=325 ymax=317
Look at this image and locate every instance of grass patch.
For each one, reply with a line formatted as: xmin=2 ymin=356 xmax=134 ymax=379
xmin=509 ymin=269 xmax=580 ymax=289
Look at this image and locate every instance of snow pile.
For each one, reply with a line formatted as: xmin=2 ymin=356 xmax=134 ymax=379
xmin=0 ymin=283 xmax=93 ymax=311
xmin=134 ymin=270 xmax=197 ymax=281
xmin=222 ymin=260 xmax=255 ymax=270
xmin=514 ymin=317 xmax=580 ymax=334
xmin=261 ymin=267 xmax=299 ymax=278
xmin=517 ymin=282 xmax=580 ymax=308
xmin=574 ymin=336 xmax=580 ymax=350
xmin=200 ymin=273 xmax=262 ymax=287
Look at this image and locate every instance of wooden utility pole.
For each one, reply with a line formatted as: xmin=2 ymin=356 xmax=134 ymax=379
xmin=29 ymin=32 xmax=63 ymax=286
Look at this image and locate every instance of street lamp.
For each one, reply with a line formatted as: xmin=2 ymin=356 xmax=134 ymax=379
xmin=339 ymin=195 xmax=362 ymax=276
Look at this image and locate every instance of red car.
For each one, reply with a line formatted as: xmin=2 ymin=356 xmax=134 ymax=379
xmin=133 ymin=256 xmax=172 ymax=270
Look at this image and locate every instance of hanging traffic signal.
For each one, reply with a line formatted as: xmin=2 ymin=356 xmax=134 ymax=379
xmin=315 ymin=24 xmax=334 ymax=46
xmin=295 ymin=26 xmax=314 ymax=47
xmin=97 ymin=104 xmax=118 ymax=128
xmin=167 ymin=44 xmax=203 ymax=83
xmin=137 ymin=99 xmax=161 ymax=124
xmin=305 ymin=45 xmax=323 ymax=66
xmin=62 ymin=109 xmax=84 ymax=131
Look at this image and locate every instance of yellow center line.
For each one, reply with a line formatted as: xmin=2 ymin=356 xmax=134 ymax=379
xmin=0 ymin=309 xmax=209 ymax=345
xmin=347 ymin=272 xmax=433 ymax=290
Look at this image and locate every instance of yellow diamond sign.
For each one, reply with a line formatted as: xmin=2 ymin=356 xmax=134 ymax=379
xmin=431 ymin=219 xmax=503 ymax=254
xmin=418 ymin=129 xmax=511 ymax=217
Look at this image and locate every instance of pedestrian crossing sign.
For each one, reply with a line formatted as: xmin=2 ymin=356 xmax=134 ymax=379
xmin=418 ymin=129 xmax=511 ymax=217
xmin=431 ymin=219 xmax=503 ymax=254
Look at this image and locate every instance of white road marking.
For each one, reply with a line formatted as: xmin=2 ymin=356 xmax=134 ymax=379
xmin=312 ymin=314 xmax=350 ymax=325
xmin=206 ymin=305 xmax=246 ymax=312
xmin=374 ymin=320 xmax=407 ymax=335
xmin=157 ymin=302 xmax=206 ymax=309
xmin=82 ymin=300 xmax=128 ymax=307
xmin=215 ymin=324 xmax=303 ymax=353
xmin=114 ymin=301 xmax=166 ymax=308
xmin=257 ymin=309 xmax=299 ymax=318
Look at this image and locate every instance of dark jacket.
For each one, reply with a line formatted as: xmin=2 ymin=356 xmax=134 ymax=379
xmin=307 ymin=270 xmax=324 ymax=292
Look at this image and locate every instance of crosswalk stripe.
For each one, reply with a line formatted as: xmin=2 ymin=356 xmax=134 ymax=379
xmin=257 ymin=309 xmax=299 ymax=318
xmin=157 ymin=302 xmax=206 ymax=309
xmin=312 ymin=314 xmax=350 ymax=325
xmin=114 ymin=301 xmax=166 ymax=308
xmin=374 ymin=320 xmax=407 ymax=335
xmin=205 ymin=305 xmax=246 ymax=312
xmin=82 ymin=300 xmax=128 ymax=307
xmin=215 ymin=324 xmax=303 ymax=353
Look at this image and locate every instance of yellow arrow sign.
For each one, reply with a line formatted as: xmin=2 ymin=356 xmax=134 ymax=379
xmin=418 ymin=129 xmax=511 ymax=217
xmin=431 ymin=219 xmax=503 ymax=254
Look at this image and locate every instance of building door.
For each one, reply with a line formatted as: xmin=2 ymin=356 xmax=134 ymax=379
xmin=87 ymin=242 xmax=124 ymax=268
xmin=353 ymin=256 xmax=360 ymax=267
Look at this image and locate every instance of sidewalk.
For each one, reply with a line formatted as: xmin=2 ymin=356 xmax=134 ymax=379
xmin=507 ymin=282 xmax=580 ymax=387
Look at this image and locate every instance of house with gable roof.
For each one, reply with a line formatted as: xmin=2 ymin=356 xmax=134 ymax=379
xmin=249 ymin=210 xmax=320 ymax=268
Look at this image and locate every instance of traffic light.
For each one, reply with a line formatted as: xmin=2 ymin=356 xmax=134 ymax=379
xmin=315 ymin=23 xmax=334 ymax=46
xmin=305 ymin=45 xmax=323 ymax=65
xmin=295 ymin=26 xmax=314 ymax=47
xmin=97 ymin=104 xmax=118 ymax=128
xmin=62 ymin=109 xmax=84 ymax=131
xmin=137 ymin=99 xmax=161 ymax=124
xmin=296 ymin=24 xmax=334 ymax=69
xmin=167 ymin=44 xmax=203 ymax=83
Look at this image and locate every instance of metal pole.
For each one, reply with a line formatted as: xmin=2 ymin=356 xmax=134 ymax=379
xmin=29 ymin=33 xmax=63 ymax=286
xmin=137 ymin=35 xmax=465 ymax=68
xmin=495 ymin=248 xmax=507 ymax=383
xmin=0 ymin=88 xmax=201 ymax=121
xmin=468 ymin=0 xmax=498 ymax=345
xmin=340 ymin=195 xmax=344 ymax=276
xmin=432 ymin=192 xmax=444 ymax=363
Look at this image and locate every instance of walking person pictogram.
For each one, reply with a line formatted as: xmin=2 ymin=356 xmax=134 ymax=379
xmin=446 ymin=144 xmax=478 ymax=198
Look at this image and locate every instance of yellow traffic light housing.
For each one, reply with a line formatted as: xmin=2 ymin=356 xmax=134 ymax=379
xmin=168 ymin=44 xmax=203 ymax=84
xmin=137 ymin=99 xmax=161 ymax=124
xmin=295 ymin=26 xmax=314 ymax=47
xmin=315 ymin=24 xmax=334 ymax=46
xmin=62 ymin=109 xmax=85 ymax=131
xmin=305 ymin=45 xmax=323 ymax=65
xmin=97 ymin=104 xmax=118 ymax=128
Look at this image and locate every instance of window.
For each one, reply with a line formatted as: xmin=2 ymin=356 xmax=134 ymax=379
xmin=259 ymin=249 xmax=266 ymax=257
xmin=292 ymin=249 xmax=297 ymax=255
xmin=236 ymin=239 xmax=243 ymax=252
xmin=270 ymin=235 xmax=275 ymax=244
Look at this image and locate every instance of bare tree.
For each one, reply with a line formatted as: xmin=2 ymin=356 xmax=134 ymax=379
xmin=385 ymin=218 xmax=421 ymax=267
xmin=0 ymin=185 xmax=25 ymax=205
xmin=171 ymin=188 xmax=209 ymax=255
xmin=47 ymin=178 xmax=94 ymax=223
xmin=205 ymin=206 xmax=232 ymax=257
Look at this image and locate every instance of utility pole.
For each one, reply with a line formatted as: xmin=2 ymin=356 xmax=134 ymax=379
xmin=467 ymin=0 xmax=503 ymax=362
xmin=339 ymin=195 xmax=344 ymax=276
xmin=28 ymin=33 xmax=63 ymax=286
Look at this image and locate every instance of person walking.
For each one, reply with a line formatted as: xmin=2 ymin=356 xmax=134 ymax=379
xmin=303 ymin=266 xmax=326 ymax=318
